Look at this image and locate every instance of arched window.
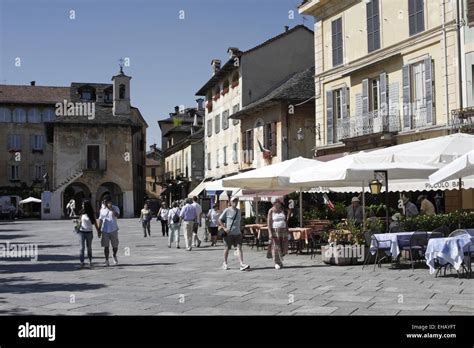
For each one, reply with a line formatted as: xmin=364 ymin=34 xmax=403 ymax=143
xmin=27 ymin=108 xmax=41 ymax=123
xmin=42 ymin=108 xmax=55 ymax=122
xmin=119 ymin=84 xmax=125 ymax=99
xmin=0 ymin=107 xmax=12 ymax=122
xmin=254 ymin=118 xmax=264 ymax=128
xmin=12 ymin=108 xmax=26 ymax=123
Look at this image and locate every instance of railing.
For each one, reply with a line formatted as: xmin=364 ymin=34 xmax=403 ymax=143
xmin=82 ymin=159 xmax=107 ymax=171
xmin=411 ymin=107 xmax=432 ymax=129
xmin=53 ymin=159 xmax=83 ymax=191
xmin=336 ymin=111 xmax=401 ymax=141
xmin=451 ymin=108 xmax=474 ymax=133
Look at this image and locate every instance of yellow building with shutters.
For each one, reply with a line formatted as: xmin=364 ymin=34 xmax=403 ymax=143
xmin=299 ymin=0 xmax=474 ymax=210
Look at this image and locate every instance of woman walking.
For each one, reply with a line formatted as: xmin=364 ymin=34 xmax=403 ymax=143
xmin=157 ymin=202 xmax=170 ymax=237
xmin=207 ymin=205 xmax=220 ymax=246
xmin=167 ymin=202 xmax=181 ymax=248
xmin=266 ymin=198 xmax=289 ymax=270
xmin=78 ymin=200 xmax=100 ymax=268
xmin=139 ymin=202 xmax=152 ymax=237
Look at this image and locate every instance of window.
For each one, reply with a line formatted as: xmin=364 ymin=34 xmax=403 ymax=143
xmin=34 ymin=164 xmax=44 ymax=181
xmin=12 ymin=108 xmax=26 ymax=123
xmin=0 ymin=107 xmax=12 ymax=122
xmin=264 ymin=123 xmax=277 ymax=156
xmin=104 ymin=88 xmax=113 ymax=103
xmin=207 ymin=119 xmax=212 ymax=137
xmin=151 ymin=168 xmax=156 ymax=177
xmin=119 ymin=85 xmax=125 ymax=99
xmin=232 ymin=142 xmax=238 ymax=163
xmin=87 ymin=145 xmax=100 ymax=170
xmin=412 ymin=61 xmax=426 ymax=111
xmin=216 ymin=149 xmax=220 ymax=168
xmin=232 ymin=104 xmax=240 ymax=125
xmin=222 ymin=110 xmax=229 ymax=130
xmin=370 ymin=79 xmax=380 ymax=111
xmin=242 ymin=130 xmax=254 ymax=164
xmin=31 ymin=135 xmax=44 ymax=151
xmin=8 ymin=134 xmax=21 ymax=151
xmin=28 ymin=108 xmax=41 ymax=123
xmin=42 ymin=108 xmax=55 ymax=122
xmin=332 ymin=18 xmax=343 ymax=67
xmin=409 ymin=0 xmax=424 ymax=36
xmin=215 ymin=114 xmax=221 ymax=134
xmin=9 ymin=165 xmax=19 ymax=181
xmin=367 ymin=0 xmax=380 ymax=52
xmin=223 ymin=146 xmax=228 ymax=165
xmin=80 ymin=87 xmax=96 ymax=101
xmin=207 ymin=153 xmax=211 ymax=171
xmin=334 ymin=89 xmax=343 ymax=120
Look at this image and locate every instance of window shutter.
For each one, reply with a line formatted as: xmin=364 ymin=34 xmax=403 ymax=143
xmin=232 ymin=143 xmax=238 ymax=163
xmin=341 ymin=86 xmax=349 ymax=119
xmin=326 ymin=90 xmax=334 ymax=144
xmin=388 ymin=82 xmax=400 ymax=131
xmin=362 ymin=79 xmax=369 ymax=116
xmin=409 ymin=0 xmax=416 ymax=36
xmin=249 ymin=130 xmax=254 ymax=161
xmin=271 ymin=122 xmax=277 ymax=155
xmin=424 ymin=57 xmax=433 ymax=125
xmin=380 ymin=72 xmax=388 ymax=118
xmin=402 ymin=64 xmax=412 ymax=129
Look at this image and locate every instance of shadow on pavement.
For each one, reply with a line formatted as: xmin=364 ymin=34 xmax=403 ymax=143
xmin=0 ymin=279 xmax=107 ymax=294
xmin=0 ymin=234 xmax=35 ymax=240
xmin=0 ymin=262 xmax=81 ymax=273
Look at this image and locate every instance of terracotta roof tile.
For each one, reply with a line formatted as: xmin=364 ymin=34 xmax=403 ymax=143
xmin=0 ymin=85 xmax=70 ymax=105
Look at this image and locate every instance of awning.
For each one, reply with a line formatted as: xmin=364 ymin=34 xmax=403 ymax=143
xmin=187 ymin=180 xmax=207 ymax=198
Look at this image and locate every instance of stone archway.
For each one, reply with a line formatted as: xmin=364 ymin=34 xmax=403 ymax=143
xmin=63 ymin=182 xmax=91 ymax=217
xmin=96 ymin=182 xmax=123 ymax=217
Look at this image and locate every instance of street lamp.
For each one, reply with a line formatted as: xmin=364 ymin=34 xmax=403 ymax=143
xmin=370 ymin=170 xmax=389 ymax=233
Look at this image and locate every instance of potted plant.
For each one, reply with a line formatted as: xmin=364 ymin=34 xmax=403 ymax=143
xmin=322 ymin=220 xmax=365 ymax=265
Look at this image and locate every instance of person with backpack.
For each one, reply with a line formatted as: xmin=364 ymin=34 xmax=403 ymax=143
xmin=168 ymin=201 xmax=181 ymax=248
xmin=139 ymin=202 xmax=152 ymax=237
xmin=218 ymin=197 xmax=249 ymax=271
xmin=77 ymin=200 xmax=100 ymax=268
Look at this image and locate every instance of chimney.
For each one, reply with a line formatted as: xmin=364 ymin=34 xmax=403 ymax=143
xmin=284 ymin=26 xmax=289 ymax=32
xmin=196 ymin=98 xmax=204 ymax=111
xmin=211 ymin=59 xmax=221 ymax=75
xmin=227 ymin=47 xmax=240 ymax=58
xmin=30 ymin=81 xmax=36 ymax=86
xmin=174 ymin=106 xmax=180 ymax=114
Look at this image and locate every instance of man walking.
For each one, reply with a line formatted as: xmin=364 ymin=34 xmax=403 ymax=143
xmin=218 ymin=197 xmax=249 ymax=271
xmin=192 ymin=196 xmax=202 ymax=248
xmin=180 ymin=198 xmax=197 ymax=251
xmin=98 ymin=197 xmax=120 ymax=266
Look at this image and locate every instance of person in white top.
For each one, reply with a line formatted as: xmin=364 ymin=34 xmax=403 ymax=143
xmin=77 ymin=200 xmax=100 ymax=268
xmin=191 ymin=196 xmax=203 ymax=247
xmin=206 ymin=205 xmax=220 ymax=246
xmin=157 ymin=202 xmax=170 ymax=237
xmin=167 ymin=201 xmax=181 ymax=249
xmin=266 ymin=198 xmax=289 ymax=269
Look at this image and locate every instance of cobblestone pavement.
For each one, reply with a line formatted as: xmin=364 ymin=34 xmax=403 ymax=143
xmin=0 ymin=219 xmax=473 ymax=316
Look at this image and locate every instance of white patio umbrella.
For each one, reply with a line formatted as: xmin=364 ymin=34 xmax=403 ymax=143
xmin=429 ymin=150 xmax=474 ymax=185
xmin=19 ymin=197 xmax=41 ymax=204
xmin=222 ymin=157 xmax=321 ymax=226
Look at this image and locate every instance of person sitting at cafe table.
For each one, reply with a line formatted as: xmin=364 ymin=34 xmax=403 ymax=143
xmin=346 ymin=197 xmax=363 ymax=225
xmin=389 ymin=213 xmax=402 ymax=233
xmin=417 ymin=195 xmax=435 ymax=216
xmin=401 ymin=195 xmax=418 ymax=217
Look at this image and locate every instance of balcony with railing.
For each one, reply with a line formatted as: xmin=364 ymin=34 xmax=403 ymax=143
xmin=336 ymin=111 xmax=401 ymax=141
xmin=451 ymin=107 xmax=474 ymax=134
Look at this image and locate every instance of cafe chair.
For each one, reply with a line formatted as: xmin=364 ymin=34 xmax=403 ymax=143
xmin=432 ymin=225 xmax=450 ymax=237
xmin=309 ymin=233 xmax=323 ymax=260
xmin=402 ymin=231 xmax=428 ymax=271
xmin=363 ymin=231 xmax=392 ymax=271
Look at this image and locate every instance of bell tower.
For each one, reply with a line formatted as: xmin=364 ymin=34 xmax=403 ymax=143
xmin=112 ymin=66 xmax=132 ymax=116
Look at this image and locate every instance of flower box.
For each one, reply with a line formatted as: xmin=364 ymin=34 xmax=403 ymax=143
xmin=321 ymin=244 xmax=365 ymax=266
xmin=231 ymin=80 xmax=239 ymax=88
xmin=221 ymin=87 xmax=229 ymax=96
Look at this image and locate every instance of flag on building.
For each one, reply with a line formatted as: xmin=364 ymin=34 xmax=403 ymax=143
xmin=323 ymin=193 xmax=335 ymax=211
xmin=257 ymin=140 xmax=272 ymax=159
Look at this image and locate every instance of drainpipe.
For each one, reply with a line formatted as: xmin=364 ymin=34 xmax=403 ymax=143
xmin=457 ymin=0 xmax=464 ymax=109
xmin=442 ymin=0 xmax=450 ymax=125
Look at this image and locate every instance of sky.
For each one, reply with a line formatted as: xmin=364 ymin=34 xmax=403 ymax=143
xmin=0 ymin=0 xmax=313 ymax=149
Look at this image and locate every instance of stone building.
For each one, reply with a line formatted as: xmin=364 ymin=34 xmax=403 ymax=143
xmin=0 ymin=83 xmax=68 ymax=194
xmin=158 ymin=104 xmax=205 ymax=203
xmin=43 ymin=69 xmax=147 ymax=218
xmin=195 ymin=25 xmax=314 ymax=181
xmin=145 ymin=144 xmax=162 ymax=200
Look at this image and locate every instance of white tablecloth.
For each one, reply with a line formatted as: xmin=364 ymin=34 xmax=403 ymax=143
xmin=371 ymin=232 xmax=430 ymax=258
xmin=425 ymin=234 xmax=473 ymax=274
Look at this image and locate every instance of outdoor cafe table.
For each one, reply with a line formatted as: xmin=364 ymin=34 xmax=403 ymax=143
xmin=425 ymin=231 xmax=474 ymax=275
xmin=371 ymin=232 xmax=433 ymax=259
xmin=288 ymin=228 xmax=313 ymax=245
